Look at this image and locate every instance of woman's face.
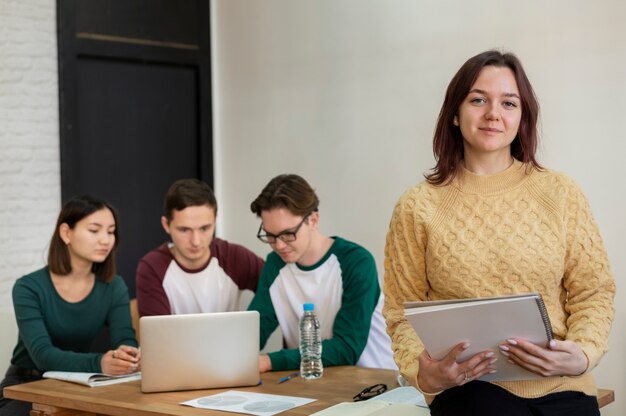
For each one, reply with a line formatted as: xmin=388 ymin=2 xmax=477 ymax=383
xmin=61 ymin=208 xmax=116 ymax=266
xmin=457 ymin=65 xmax=522 ymax=161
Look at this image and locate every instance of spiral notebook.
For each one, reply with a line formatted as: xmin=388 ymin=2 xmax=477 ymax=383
xmin=404 ymin=293 xmax=553 ymax=381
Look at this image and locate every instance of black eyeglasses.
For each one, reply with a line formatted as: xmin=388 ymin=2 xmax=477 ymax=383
xmin=353 ymin=383 xmax=387 ymax=402
xmin=257 ymin=213 xmax=311 ymax=244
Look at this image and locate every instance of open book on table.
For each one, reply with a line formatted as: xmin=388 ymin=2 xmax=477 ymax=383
xmin=43 ymin=371 xmax=141 ymax=387
xmin=404 ymin=293 xmax=553 ymax=381
xmin=311 ymin=386 xmax=428 ymax=416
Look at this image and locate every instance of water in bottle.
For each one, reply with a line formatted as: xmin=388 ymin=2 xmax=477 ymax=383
xmin=299 ymin=303 xmax=323 ymax=379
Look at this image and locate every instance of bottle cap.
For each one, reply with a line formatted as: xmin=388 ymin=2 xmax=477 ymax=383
xmin=303 ymin=303 xmax=314 ymax=311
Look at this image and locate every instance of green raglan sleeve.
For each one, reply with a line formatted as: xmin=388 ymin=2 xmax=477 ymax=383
xmin=267 ymin=345 xmax=299 ymax=370
xmin=320 ymin=244 xmax=379 ymax=366
xmin=247 ymin=253 xmax=281 ymax=350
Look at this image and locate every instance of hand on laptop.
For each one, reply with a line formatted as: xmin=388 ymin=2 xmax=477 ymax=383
xmin=102 ymin=345 xmax=141 ymax=375
xmin=259 ymin=355 xmax=272 ymax=373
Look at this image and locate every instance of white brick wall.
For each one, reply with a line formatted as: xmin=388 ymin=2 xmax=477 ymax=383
xmin=0 ymin=0 xmax=60 ymax=310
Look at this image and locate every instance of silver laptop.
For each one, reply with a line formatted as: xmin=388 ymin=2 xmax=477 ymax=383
xmin=140 ymin=311 xmax=260 ymax=393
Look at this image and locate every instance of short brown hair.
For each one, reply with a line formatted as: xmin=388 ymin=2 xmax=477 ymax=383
xmin=164 ymin=179 xmax=217 ymax=221
xmin=48 ymin=195 xmax=119 ymax=283
xmin=426 ymin=50 xmax=542 ymax=185
xmin=250 ymin=174 xmax=319 ymax=217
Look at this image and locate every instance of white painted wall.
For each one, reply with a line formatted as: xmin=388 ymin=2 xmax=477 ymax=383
xmin=0 ymin=1 xmax=623 ymax=412
xmin=0 ymin=0 xmax=60 ymax=313
xmin=211 ymin=1 xmax=626 ymax=414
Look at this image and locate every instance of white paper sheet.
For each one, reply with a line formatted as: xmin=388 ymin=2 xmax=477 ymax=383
xmin=181 ymin=390 xmax=316 ymax=416
xmin=371 ymin=386 xmax=427 ymax=407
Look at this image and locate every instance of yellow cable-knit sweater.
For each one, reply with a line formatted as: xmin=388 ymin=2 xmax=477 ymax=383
xmin=383 ymin=159 xmax=615 ymax=403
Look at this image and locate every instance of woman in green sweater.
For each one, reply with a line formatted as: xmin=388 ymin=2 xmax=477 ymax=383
xmin=383 ymin=50 xmax=615 ymax=415
xmin=0 ymin=195 xmax=140 ymax=416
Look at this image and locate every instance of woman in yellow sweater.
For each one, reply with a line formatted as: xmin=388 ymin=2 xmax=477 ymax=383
xmin=383 ymin=50 xmax=615 ymax=415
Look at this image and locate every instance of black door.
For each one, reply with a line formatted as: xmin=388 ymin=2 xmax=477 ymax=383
xmin=57 ymin=0 xmax=212 ymax=299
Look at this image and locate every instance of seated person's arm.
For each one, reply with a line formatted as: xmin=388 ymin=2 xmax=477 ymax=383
xmin=219 ymin=241 xmax=265 ymax=293
xmin=104 ymin=278 xmax=140 ymax=373
xmin=247 ymin=259 xmax=280 ymax=370
xmin=136 ymin=259 xmax=171 ymax=316
xmin=13 ymin=277 xmax=133 ymax=373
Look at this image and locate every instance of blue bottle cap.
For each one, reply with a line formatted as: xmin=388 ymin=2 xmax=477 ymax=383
xmin=303 ymin=303 xmax=314 ymax=311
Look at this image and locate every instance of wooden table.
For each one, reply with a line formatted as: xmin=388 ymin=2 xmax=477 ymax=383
xmin=3 ymin=367 xmax=614 ymax=416
xmin=4 ymin=367 xmax=397 ymax=416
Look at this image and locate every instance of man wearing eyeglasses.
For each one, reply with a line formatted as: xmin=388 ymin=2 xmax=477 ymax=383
xmin=248 ymin=174 xmax=395 ymax=373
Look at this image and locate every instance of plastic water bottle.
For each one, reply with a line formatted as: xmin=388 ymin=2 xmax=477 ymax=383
xmin=299 ymin=303 xmax=323 ymax=379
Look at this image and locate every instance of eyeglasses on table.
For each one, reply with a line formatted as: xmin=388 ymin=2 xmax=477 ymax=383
xmin=353 ymin=383 xmax=388 ymax=402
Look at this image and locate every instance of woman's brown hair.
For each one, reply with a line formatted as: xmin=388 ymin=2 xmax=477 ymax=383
xmin=426 ymin=50 xmax=542 ymax=185
xmin=48 ymin=195 xmax=119 ymax=282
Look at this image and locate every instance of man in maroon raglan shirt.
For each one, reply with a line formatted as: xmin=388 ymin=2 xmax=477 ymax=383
xmin=136 ymin=179 xmax=263 ymax=317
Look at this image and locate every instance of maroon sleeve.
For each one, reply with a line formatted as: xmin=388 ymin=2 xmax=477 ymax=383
xmin=212 ymin=238 xmax=264 ymax=293
xmin=135 ymin=244 xmax=173 ymax=317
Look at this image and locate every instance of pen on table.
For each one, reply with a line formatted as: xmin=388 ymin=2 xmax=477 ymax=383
xmin=278 ymin=372 xmax=300 ymax=384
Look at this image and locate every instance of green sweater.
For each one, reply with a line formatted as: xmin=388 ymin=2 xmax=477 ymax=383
xmin=10 ymin=267 xmax=137 ymax=372
xmin=248 ymin=236 xmax=394 ymax=371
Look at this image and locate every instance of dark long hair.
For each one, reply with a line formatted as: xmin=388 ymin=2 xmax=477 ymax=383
xmin=426 ymin=50 xmax=542 ymax=185
xmin=48 ymin=195 xmax=119 ymax=282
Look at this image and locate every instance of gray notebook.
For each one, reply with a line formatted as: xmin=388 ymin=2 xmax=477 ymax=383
xmin=140 ymin=311 xmax=260 ymax=393
xmin=404 ymin=293 xmax=553 ymax=381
